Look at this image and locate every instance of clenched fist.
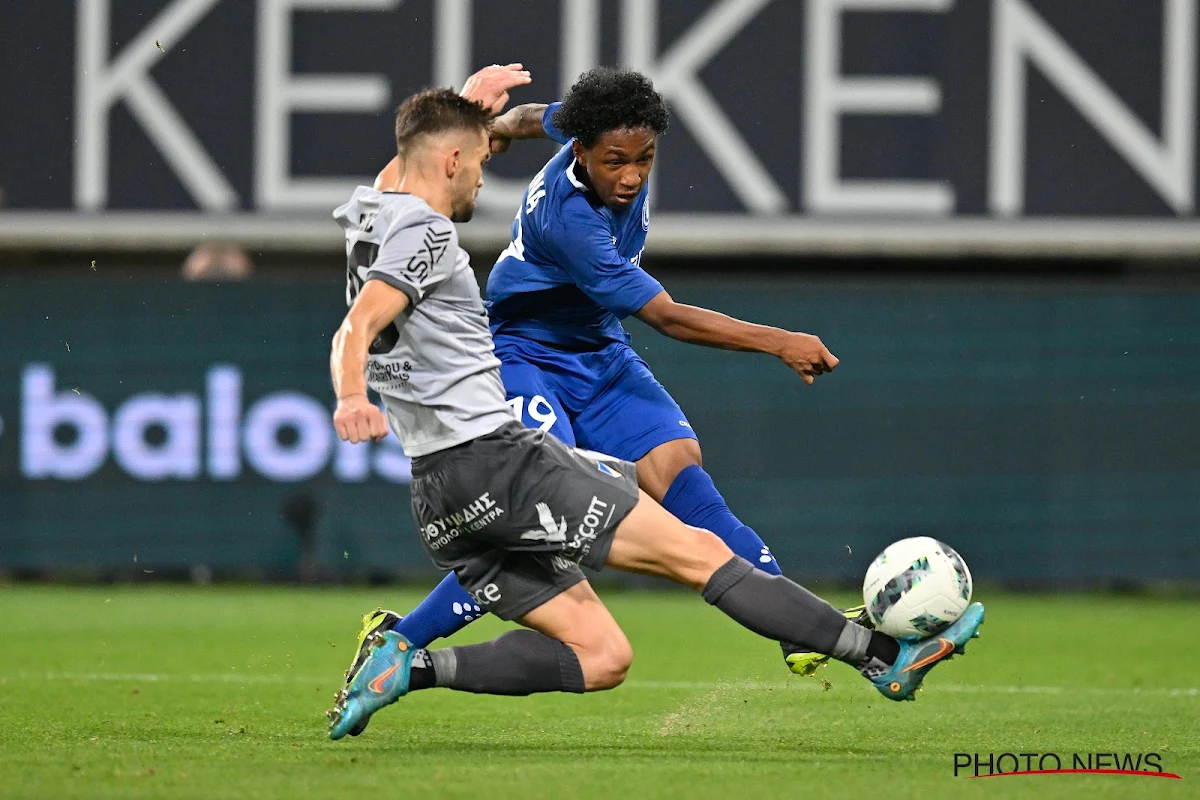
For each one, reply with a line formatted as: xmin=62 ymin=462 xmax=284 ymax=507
xmin=334 ymin=394 xmax=389 ymax=444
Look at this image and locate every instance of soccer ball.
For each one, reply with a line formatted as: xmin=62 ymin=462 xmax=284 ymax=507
xmin=862 ymin=537 xmax=973 ymax=639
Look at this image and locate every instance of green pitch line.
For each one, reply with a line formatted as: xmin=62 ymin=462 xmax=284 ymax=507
xmin=0 ymin=586 xmax=1196 ymax=799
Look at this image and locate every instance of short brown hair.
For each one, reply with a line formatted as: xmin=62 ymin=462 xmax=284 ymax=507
xmin=394 ymin=88 xmax=492 ymax=157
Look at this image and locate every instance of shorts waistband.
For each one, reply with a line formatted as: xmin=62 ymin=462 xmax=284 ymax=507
xmin=409 ymin=421 xmax=525 ymax=478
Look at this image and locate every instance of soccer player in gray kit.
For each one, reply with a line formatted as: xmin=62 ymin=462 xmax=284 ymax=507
xmin=325 ymin=87 xmax=984 ymax=740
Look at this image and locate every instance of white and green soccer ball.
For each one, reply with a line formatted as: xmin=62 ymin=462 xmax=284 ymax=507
xmin=862 ymin=536 xmax=973 ymax=639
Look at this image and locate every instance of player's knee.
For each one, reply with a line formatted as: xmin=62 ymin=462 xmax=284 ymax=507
xmin=637 ymin=438 xmax=703 ymax=501
xmin=578 ymin=629 xmax=634 ymax=691
xmin=591 ymin=634 xmax=633 ymax=690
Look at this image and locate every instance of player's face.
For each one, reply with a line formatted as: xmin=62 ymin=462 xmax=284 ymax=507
xmin=450 ymin=128 xmax=490 ymax=223
xmin=577 ymin=128 xmax=656 ymax=210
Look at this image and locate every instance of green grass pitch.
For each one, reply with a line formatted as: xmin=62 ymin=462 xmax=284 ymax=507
xmin=1 ymin=586 xmax=1196 ymax=799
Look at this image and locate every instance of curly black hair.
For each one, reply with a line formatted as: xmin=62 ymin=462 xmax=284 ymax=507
xmin=552 ymin=68 xmax=669 ymax=147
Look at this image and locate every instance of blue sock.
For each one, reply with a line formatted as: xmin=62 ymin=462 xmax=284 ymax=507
xmin=661 ymin=464 xmax=784 ymax=575
xmin=391 ymin=572 xmax=486 ymax=649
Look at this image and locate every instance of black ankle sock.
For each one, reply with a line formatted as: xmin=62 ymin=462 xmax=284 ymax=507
xmin=866 ymin=631 xmax=900 ymax=666
xmin=408 ymin=650 xmax=437 ymax=691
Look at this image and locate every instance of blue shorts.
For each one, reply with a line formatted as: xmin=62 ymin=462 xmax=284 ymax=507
xmin=495 ymin=336 xmax=698 ymax=462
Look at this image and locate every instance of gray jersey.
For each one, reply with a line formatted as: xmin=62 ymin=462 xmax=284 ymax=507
xmin=334 ymin=187 xmax=513 ymax=457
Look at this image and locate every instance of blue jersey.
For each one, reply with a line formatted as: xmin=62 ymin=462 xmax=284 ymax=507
xmin=486 ymin=103 xmax=664 ymax=349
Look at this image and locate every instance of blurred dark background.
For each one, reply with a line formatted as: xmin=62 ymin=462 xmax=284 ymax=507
xmin=2 ymin=1 xmax=1198 ymax=588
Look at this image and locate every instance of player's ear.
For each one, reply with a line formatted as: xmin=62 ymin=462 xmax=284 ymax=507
xmin=445 ymin=147 xmax=461 ymax=179
xmin=571 ymin=140 xmax=587 ymax=168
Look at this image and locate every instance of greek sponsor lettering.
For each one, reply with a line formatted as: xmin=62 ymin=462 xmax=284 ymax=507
xmin=422 ymin=493 xmax=504 ymax=550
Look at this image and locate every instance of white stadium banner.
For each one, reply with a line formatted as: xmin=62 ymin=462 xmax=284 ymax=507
xmin=1 ymin=0 xmax=1199 ymax=255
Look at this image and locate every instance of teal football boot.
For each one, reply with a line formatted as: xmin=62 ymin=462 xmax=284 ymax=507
xmin=332 ymin=608 xmax=402 ymax=737
xmin=341 ymin=608 xmax=402 ymax=687
xmin=868 ymin=602 xmax=985 ymax=701
xmin=327 ymin=630 xmax=417 ymax=740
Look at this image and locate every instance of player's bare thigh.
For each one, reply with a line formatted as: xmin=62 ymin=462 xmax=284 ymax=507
xmin=516 ymin=580 xmax=633 ymax=691
xmin=635 ymin=438 xmax=703 ymax=501
xmin=604 ymin=489 xmax=734 ymax=591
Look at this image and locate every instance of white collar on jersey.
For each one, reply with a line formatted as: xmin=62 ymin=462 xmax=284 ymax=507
xmin=565 ymin=159 xmax=589 ymax=193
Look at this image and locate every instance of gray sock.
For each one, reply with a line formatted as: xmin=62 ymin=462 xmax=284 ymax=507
xmin=426 ymin=648 xmax=457 ymax=685
xmin=428 ymin=629 xmax=586 ymax=695
xmin=830 ymin=619 xmax=871 ymax=664
xmin=702 ymin=556 xmax=851 ymax=655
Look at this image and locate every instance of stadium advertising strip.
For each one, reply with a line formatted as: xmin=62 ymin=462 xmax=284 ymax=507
xmin=2 ymin=276 xmax=1197 ymax=580
xmin=2 ymin=0 xmax=1200 ymax=254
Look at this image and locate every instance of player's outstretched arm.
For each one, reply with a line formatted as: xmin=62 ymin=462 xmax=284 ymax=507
xmin=490 ymin=103 xmax=553 ymax=149
xmin=330 ymin=281 xmax=410 ymax=442
xmin=541 ymin=203 xmax=836 ymax=383
xmin=635 ymin=291 xmax=839 ymax=385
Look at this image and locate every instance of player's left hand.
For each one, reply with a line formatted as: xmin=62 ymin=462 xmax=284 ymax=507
xmin=776 ymin=332 xmax=839 ymax=385
xmin=460 ymin=63 xmax=532 ymax=116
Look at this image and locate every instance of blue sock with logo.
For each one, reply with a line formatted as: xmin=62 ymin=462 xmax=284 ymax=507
xmin=391 ymin=572 xmax=485 ymax=649
xmin=661 ymin=464 xmax=783 ymax=575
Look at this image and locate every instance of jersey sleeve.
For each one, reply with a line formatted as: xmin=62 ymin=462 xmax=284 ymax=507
xmin=542 ymin=199 xmax=664 ymax=319
xmin=365 ymin=216 xmax=457 ymax=306
xmin=542 ymin=102 xmax=570 ymax=145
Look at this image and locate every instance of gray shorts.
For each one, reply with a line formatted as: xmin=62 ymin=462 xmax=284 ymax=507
xmin=409 ymin=422 xmax=640 ymax=620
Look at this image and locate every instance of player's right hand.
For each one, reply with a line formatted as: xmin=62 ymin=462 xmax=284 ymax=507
xmin=334 ymin=395 xmax=389 ymax=443
xmin=460 ymin=63 xmax=532 ymax=116
xmin=777 ymin=332 xmax=839 ymax=385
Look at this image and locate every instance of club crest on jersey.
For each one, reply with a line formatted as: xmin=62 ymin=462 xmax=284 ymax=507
xmin=596 ymin=461 xmax=621 ymax=479
xmin=404 ymin=226 xmax=452 ymax=282
xmin=641 ymin=199 xmax=650 ymax=231
xmin=575 ymin=448 xmax=623 ymax=479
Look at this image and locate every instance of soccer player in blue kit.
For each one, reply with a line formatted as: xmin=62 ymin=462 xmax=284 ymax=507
xmin=366 ymin=67 xmax=862 ymax=679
